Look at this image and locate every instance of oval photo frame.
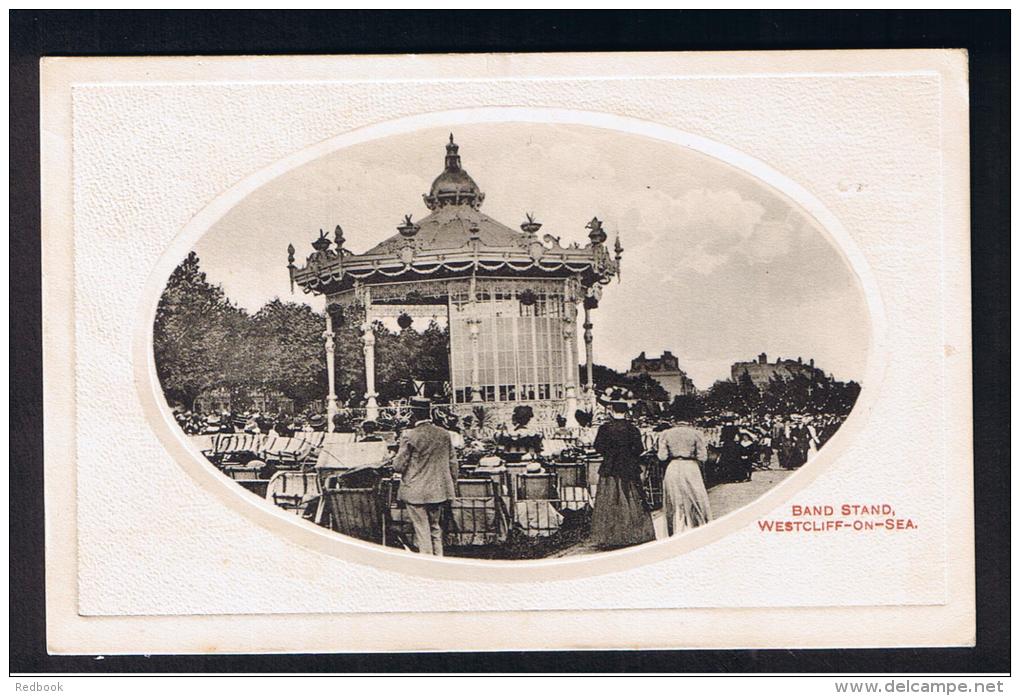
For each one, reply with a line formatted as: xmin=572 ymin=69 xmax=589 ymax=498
xmin=133 ymin=107 xmax=887 ymax=583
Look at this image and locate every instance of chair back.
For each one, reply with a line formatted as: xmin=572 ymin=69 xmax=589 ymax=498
xmin=456 ymin=478 xmax=497 ymax=498
xmin=516 ymin=472 xmax=558 ymax=501
xmin=236 ymin=478 xmax=269 ymax=498
xmin=296 ymin=431 xmax=328 ymax=448
xmin=550 ymin=462 xmax=587 ymax=488
xmin=224 ymin=464 xmax=262 ymax=481
xmin=324 ymin=484 xmax=383 ymax=543
xmin=266 ymin=471 xmax=320 ymax=501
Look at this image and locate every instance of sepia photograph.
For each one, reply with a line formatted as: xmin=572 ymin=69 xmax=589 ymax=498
xmin=21 ymin=12 xmax=1001 ymax=665
xmin=154 ymin=124 xmax=868 ymax=559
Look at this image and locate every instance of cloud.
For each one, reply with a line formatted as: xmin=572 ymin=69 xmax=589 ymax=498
xmin=615 ymin=187 xmax=797 ymax=280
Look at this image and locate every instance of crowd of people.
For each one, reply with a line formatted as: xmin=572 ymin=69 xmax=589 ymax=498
xmin=173 ymin=407 xmax=329 ymax=437
xmin=702 ymin=411 xmax=845 ymax=481
xmin=375 ymin=392 xmax=723 ymax=555
xmin=176 ymin=392 xmax=849 ymax=556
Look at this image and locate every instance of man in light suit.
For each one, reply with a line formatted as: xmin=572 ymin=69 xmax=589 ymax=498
xmin=391 ymin=398 xmax=458 ymax=555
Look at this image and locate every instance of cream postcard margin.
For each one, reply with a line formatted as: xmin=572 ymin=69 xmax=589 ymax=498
xmin=42 ymin=51 xmax=973 ymax=652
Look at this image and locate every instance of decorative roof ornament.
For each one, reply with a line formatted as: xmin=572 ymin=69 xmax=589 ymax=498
xmin=614 ymin=235 xmax=624 ymax=281
xmin=397 ymin=214 xmax=420 ymax=238
xmin=521 ymin=213 xmax=542 ymax=235
xmin=311 ymin=229 xmax=332 ymax=252
xmin=287 ymin=243 xmax=296 ymax=293
xmin=423 ymin=134 xmax=485 ymax=211
xmin=334 ymin=225 xmax=345 ymax=251
xmin=586 ymin=217 xmax=607 ymax=245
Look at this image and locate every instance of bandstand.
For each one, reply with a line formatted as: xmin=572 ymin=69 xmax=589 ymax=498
xmin=288 ymin=135 xmax=622 ymax=427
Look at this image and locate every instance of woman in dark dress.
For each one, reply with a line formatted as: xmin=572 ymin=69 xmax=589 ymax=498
xmin=591 ymin=388 xmax=656 ymax=549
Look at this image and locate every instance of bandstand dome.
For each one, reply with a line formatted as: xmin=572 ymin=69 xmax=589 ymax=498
xmin=288 ymin=134 xmax=623 ymax=427
xmin=422 ymin=134 xmax=486 ymax=211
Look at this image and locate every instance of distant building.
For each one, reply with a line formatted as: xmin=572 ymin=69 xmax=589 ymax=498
xmin=730 ymin=353 xmax=828 ymax=389
xmin=627 ymin=351 xmax=697 ymax=400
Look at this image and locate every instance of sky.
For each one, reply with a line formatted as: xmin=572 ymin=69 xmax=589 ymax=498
xmin=192 ymin=123 xmax=870 ymax=389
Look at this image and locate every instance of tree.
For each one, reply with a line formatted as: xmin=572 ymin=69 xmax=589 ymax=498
xmin=669 ymin=393 xmax=705 ymax=421
xmin=580 ymin=363 xmax=669 ymax=402
xmin=374 ymin=320 xmax=450 ymax=402
xmin=736 ymin=369 xmax=761 ymax=414
xmin=241 ymin=299 xmax=328 ymax=405
xmin=704 ymin=379 xmax=740 ymax=413
xmin=153 ymin=251 xmax=247 ymax=407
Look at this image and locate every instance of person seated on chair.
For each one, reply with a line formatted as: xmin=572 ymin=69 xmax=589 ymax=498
xmin=390 ymin=397 xmax=458 ymax=556
xmin=433 ymin=409 xmax=465 ymax=450
xmin=553 ymin=413 xmax=573 ymax=439
xmin=460 ymin=415 xmax=478 ymax=441
xmin=359 ymin=419 xmax=383 ymax=442
xmin=497 ymin=405 xmax=543 ymax=461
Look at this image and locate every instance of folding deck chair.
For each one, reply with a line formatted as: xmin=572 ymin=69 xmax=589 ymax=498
xmin=320 ymin=469 xmax=387 ymax=544
xmin=513 ymin=472 xmax=563 ymax=538
xmin=548 ymin=462 xmax=592 ymax=511
xmin=266 ymin=471 xmax=321 ymax=515
xmin=445 ymin=478 xmax=510 ymax=547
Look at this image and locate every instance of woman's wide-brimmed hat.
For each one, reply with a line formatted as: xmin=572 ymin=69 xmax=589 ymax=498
xmin=598 ymin=386 xmax=636 ymax=407
xmin=307 ymin=413 xmax=326 ymax=427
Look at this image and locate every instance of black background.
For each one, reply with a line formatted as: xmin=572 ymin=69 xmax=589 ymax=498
xmin=10 ymin=10 xmax=1009 ymax=674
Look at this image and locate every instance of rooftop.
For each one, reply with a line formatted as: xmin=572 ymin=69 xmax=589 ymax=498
xmin=289 ymin=135 xmax=623 ymax=296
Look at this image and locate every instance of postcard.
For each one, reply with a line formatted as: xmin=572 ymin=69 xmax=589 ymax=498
xmin=41 ymin=50 xmax=973 ymax=652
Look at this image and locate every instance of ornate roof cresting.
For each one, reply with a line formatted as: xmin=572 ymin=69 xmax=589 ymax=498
xmin=289 ymin=136 xmax=622 ymax=296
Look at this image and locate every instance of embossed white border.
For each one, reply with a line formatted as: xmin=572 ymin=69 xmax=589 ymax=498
xmin=42 ymin=51 xmax=974 ymax=652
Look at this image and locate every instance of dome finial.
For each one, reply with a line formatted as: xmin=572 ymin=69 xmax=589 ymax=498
xmin=445 ymin=134 xmax=461 ymax=171
xmin=424 ymin=134 xmax=484 ymax=210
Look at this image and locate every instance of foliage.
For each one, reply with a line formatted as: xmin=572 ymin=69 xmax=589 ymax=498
xmin=241 ymin=299 xmax=328 ymax=405
xmin=153 ymin=251 xmax=248 ymax=406
xmin=668 ymin=393 xmax=704 ymax=421
xmin=372 ymin=320 xmax=450 ymax=403
xmin=579 ymin=363 xmax=670 ymax=402
xmin=154 ymin=255 xmax=860 ymax=420
xmin=700 ymin=370 xmax=861 ymax=417
xmin=472 ymin=404 xmax=493 ymax=430
xmin=154 ymin=253 xmax=451 ymax=411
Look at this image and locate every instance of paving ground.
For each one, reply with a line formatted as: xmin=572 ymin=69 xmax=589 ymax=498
xmin=549 ymin=467 xmax=793 ymax=558
xmin=707 ymin=468 xmax=794 ymax=520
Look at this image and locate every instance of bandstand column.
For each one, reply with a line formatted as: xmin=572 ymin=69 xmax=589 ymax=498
xmin=361 ymin=317 xmax=379 ymax=420
xmin=323 ymin=309 xmax=338 ymax=427
xmin=468 ymin=317 xmax=482 ymax=402
xmin=583 ymin=303 xmax=595 ymax=393
xmin=562 ymin=316 xmax=578 ymax=425
xmin=359 ymin=288 xmax=380 ymax=419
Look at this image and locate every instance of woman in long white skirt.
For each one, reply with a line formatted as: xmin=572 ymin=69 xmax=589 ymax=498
xmin=656 ymin=410 xmax=712 ymax=536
